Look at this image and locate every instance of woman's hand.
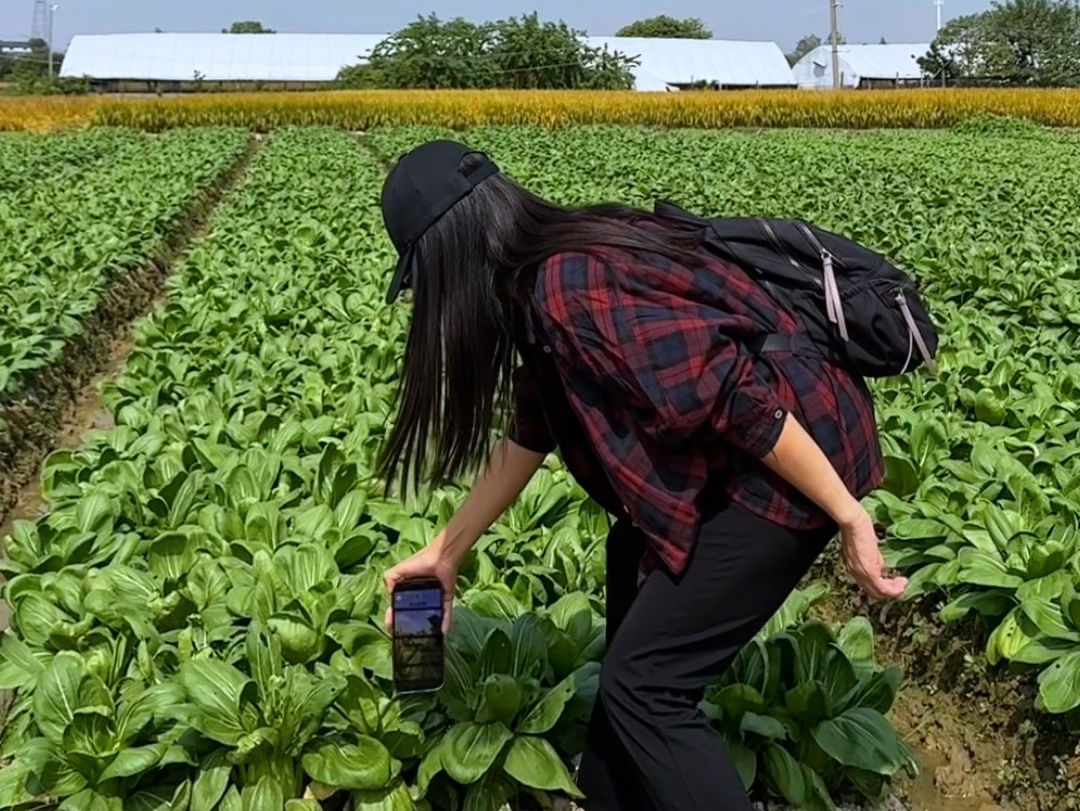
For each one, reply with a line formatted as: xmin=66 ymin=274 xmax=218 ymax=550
xmin=839 ymin=507 xmax=908 ymax=601
xmin=383 ymin=535 xmax=460 ymax=635
xmin=381 ymin=439 xmax=544 ymax=635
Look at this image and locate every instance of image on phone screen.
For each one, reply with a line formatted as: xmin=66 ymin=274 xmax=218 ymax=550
xmin=392 ymin=584 xmax=444 ymax=693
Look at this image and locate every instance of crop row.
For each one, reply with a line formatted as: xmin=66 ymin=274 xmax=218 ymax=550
xmin=0 ymin=128 xmax=146 ymax=195
xmin=0 ymin=127 xmax=250 ymax=456
xmin=5 ymin=89 xmax=1080 ymax=133
xmin=372 ymin=123 xmax=1080 ymax=729
xmin=0 ymin=128 xmax=911 ymax=810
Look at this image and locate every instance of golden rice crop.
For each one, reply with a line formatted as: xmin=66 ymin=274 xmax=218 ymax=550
xmin=0 ymin=96 xmax=100 ymax=132
xmin=3 ymin=88 xmax=1080 ymax=132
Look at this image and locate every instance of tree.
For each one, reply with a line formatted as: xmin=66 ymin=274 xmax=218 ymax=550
xmin=921 ymin=0 xmax=1080 ymax=86
xmin=784 ymin=33 xmax=845 ymax=66
xmin=223 ymin=21 xmax=276 ymax=34
xmin=615 ymin=15 xmax=712 ymax=39
xmin=785 ymin=34 xmax=821 ymax=66
xmin=338 ymin=13 xmax=638 ymax=90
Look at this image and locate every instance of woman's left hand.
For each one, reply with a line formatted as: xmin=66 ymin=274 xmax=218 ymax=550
xmin=839 ymin=507 xmax=908 ymax=601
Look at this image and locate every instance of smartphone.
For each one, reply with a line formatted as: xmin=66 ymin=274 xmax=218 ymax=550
xmin=391 ymin=576 xmax=445 ymax=694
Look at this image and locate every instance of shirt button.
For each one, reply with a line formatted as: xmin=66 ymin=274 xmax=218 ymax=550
xmin=774 ymin=409 xmax=785 ymax=419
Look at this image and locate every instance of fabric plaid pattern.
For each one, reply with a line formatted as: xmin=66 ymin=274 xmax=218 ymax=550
xmin=508 ymin=244 xmax=884 ymax=576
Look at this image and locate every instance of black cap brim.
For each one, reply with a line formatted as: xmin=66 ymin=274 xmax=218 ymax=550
xmin=385 ymin=243 xmax=416 ymax=305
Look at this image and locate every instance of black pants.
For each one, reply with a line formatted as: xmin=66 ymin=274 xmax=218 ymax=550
xmin=577 ymin=501 xmax=836 ymax=811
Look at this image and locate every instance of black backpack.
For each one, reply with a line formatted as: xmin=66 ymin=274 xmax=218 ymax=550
xmin=654 ymin=201 xmax=939 ymax=379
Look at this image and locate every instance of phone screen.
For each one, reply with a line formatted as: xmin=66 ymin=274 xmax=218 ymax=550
xmin=392 ymin=582 xmax=444 ymax=693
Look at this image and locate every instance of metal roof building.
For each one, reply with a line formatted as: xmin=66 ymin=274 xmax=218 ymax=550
xmin=60 ymin=32 xmax=795 ymax=90
xmin=792 ymin=43 xmax=931 ymax=89
xmin=588 ymin=37 xmax=795 ymax=90
xmin=60 ymin=33 xmax=389 ymax=84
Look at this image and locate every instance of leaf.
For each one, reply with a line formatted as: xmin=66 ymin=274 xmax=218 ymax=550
xmin=740 ymin=711 xmax=788 ymax=740
xmin=351 ymin=779 xmax=415 ymax=811
xmin=32 ymin=651 xmax=85 ymax=745
xmin=723 ymin=736 xmax=757 ymax=791
xmin=763 ymin=743 xmax=807 ymax=805
xmin=1037 ymin=651 xmax=1080 ymax=714
xmin=99 ymin=743 xmax=168 ymax=781
xmin=811 ymin=707 xmax=914 ymax=775
xmin=836 ymin=618 xmax=874 ymax=665
xmin=516 ymin=673 xmax=575 ymax=735
xmin=439 ymin=722 xmax=514 ymax=785
xmin=474 ymin=674 xmax=524 ymax=727
xmin=302 ymin=737 xmax=395 ymax=791
xmin=191 ymin=750 xmax=232 ymax=811
xmin=242 ymin=775 xmax=284 ymax=811
xmin=177 ymin=659 xmax=254 ymax=745
xmin=462 ymin=772 xmax=514 ymax=811
xmin=502 ymin=735 xmax=582 ymax=797
xmin=507 ymin=614 xmax=549 ymax=679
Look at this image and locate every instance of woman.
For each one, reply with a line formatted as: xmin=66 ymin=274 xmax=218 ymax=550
xmin=379 ymin=139 xmax=908 ymax=811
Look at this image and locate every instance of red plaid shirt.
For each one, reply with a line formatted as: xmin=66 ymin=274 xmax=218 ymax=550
xmin=508 ymin=243 xmax=884 ymax=577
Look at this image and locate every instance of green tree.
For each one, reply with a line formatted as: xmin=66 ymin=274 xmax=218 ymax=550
xmin=921 ymin=0 xmax=1080 ymax=86
xmin=338 ymin=12 xmax=638 ymax=90
xmin=615 ymin=15 xmax=712 ymax=39
xmin=785 ymin=33 xmax=846 ymax=66
xmin=785 ymin=34 xmax=822 ymax=66
xmin=223 ymin=21 xmax=276 ymax=34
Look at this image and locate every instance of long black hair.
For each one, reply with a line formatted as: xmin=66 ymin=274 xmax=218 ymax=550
xmin=377 ymin=152 xmax=707 ymax=495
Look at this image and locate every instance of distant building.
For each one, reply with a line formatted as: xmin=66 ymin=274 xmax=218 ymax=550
xmin=587 ymin=37 xmax=796 ymax=91
xmin=59 ymin=33 xmax=388 ymax=92
xmin=792 ymin=43 xmax=931 ymax=89
xmin=59 ymin=32 xmax=796 ymax=92
xmin=0 ymin=40 xmax=34 ymax=55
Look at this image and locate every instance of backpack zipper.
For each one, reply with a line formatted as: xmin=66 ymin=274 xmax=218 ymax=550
xmin=895 ymin=290 xmax=937 ymax=375
xmin=757 ymin=218 xmax=810 ymax=276
xmin=794 ymin=223 xmax=848 ymax=341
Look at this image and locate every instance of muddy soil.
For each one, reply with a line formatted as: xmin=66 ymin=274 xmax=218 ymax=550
xmin=806 ymin=549 xmax=1080 ymax=811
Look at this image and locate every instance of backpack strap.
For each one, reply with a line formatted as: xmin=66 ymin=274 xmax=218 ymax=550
xmin=745 ymin=332 xmax=844 ymax=366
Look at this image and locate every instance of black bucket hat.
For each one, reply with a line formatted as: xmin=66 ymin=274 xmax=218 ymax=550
xmin=381 ymin=139 xmax=500 ymax=305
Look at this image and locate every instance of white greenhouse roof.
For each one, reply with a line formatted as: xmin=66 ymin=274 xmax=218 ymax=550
xmin=60 ymin=33 xmax=390 ymax=82
xmin=60 ymin=32 xmax=795 ymax=89
xmin=588 ymin=37 xmax=795 ymax=88
xmin=792 ymin=43 xmax=931 ymax=88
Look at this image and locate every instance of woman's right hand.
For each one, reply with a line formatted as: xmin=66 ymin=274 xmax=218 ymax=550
xmin=383 ymin=535 xmax=460 ymax=635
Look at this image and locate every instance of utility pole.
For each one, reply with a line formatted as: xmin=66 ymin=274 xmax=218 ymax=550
xmin=47 ymin=4 xmax=58 ymax=79
xmin=829 ymin=0 xmax=841 ymax=89
xmin=934 ymin=0 xmax=944 ymax=32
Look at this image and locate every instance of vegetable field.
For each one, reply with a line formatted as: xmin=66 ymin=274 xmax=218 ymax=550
xmin=2 ymin=122 xmax=1080 ymax=810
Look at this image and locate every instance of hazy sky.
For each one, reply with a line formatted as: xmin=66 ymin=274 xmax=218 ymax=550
xmin=4 ymin=0 xmax=994 ymax=52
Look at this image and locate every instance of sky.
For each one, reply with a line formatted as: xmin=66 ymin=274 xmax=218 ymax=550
xmin=4 ymin=0 xmax=995 ymax=52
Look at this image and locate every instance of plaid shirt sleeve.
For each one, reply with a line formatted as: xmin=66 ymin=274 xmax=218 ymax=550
xmin=507 ymin=364 xmax=556 ymax=454
xmin=532 ymin=250 xmax=789 ymax=459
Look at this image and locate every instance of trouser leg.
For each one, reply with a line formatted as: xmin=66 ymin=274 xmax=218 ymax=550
xmin=592 ymin=503 xmax=835 ymax=811
xmin=576 ymin=520 xmax=654 ymax=811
